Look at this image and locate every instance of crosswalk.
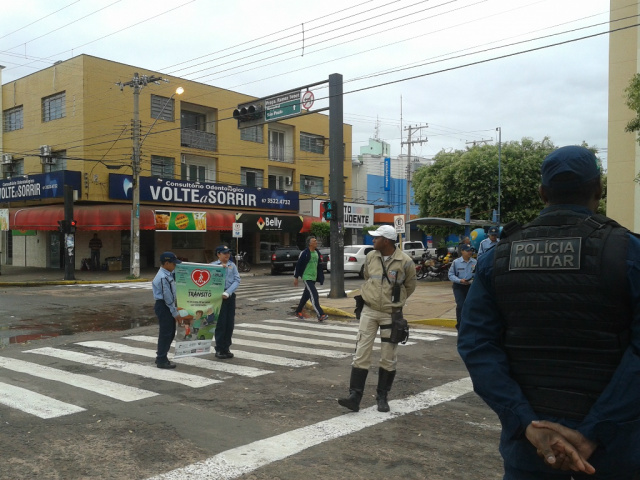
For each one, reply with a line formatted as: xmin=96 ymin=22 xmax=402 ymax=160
xmin=68 ymin=281 xmax=331 ymax=304
xmin=0 ymin=319 xmax=451 ymax=420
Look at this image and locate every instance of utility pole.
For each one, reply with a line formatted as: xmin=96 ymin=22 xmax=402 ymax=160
xmin=117 ymin=73 xmax=165 ymax=278
xmin=401 ymin=125 xmax=428 ymax=243
xmin=496 ymin=127 xmax=502 ymax=225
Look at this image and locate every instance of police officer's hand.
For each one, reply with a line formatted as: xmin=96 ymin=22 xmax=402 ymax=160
xmin=525 ymin=421 xmax=596 ymax=475
xmin=531 ymin=420 xmax=597 ymax=468
xmin=293 ymin=277 xmax=298 ymax=287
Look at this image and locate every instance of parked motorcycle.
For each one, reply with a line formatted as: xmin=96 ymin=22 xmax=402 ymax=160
xmin=416 ymin=252 xmax=451 ymax=281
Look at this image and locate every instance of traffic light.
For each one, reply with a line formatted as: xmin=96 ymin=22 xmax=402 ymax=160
xmin=322 ymin=200 xmax=337 ymax=221
xmin=57 ymin=219 xmax=68 ymax=233
xmin=69 ymin=219 xmax=77 ymax=233
xmin=232 ymin=103 xmax=264 ymax=125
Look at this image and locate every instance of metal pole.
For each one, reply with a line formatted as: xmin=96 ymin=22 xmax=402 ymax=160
xmin=328 ymin=73 xmax=345 ymax=298
xmin=405 ymin=126 xmax=412 ymax=244
xmin=131 ymin=75 xmax=141 ymax=278
xmin=496 ymin=127 xmax=502 ymax=225
xmin=64 ymin=185 xmax=75 ymax=280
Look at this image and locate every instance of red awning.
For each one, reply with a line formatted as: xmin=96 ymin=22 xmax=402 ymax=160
xmin=9 ymin=205 xmax=238 ymax=231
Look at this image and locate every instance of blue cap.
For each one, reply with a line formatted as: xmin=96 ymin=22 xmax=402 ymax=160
xmin=488 ymin=226 xmax=499 ymax=236
xmin=159 ymin=252 xmax=181 ymax=264
xmin=460 ymin=244 xmax=472 ymax=252
xmin=216 ymin=245 xmax=231 ymax=254
xmin=541 ymin=146 xmax=600 ymax=189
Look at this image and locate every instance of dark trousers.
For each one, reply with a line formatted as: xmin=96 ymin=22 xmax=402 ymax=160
xmin=452 ymin=283 xmax=471 ymax=329
xmin=91 ymin=250 xmax=100 ymax=270
xmin=504 ymin=463 xmax=640 ymax=480
xmin=215 ymin=293 xmax=236 ymax=353
xmin=154 ymin=300 xmax=176 ymax=363
xmin=296 ymin=280 xmax=324 ymax=317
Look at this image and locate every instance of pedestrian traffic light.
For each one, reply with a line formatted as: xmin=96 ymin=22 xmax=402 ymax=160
xmin=322 ymin=200 xmax=337 ymax=221
xmin=232 ymin=103 xmax=264 ymax=124
xmin=69 ymin=219 xmax=77 ymax=233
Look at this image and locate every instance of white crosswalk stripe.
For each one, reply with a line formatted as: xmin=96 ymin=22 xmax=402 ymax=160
xmin=0 ymin=318 xmax=449 ymax=419
xmin=0 ymin=381 xmax=86 ymax=419
xmin=0 ymin=356 xmax=157 ymax=401
xmin=23 ymin=347 xmax=220 ymax=388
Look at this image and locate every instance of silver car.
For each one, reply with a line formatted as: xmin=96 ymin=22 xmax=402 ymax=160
xmin=327 ymin=245 xmax=374 ymax=278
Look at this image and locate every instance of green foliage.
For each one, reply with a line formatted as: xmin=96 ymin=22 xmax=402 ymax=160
xmin=362 ymin=225 xmax=380 ymax=236
xmin=624 ymin=74 xmax=640 ymax=182
xmin=411 ymin=137 xmax=605 ymax=233
xmin=310 ymin=222 xmax=330 ymax=245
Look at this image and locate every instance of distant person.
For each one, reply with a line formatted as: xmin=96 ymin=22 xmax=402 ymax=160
xmin=456 ymin=236 xmax=471 ymax=256
xmin=293 ymin=236 xmax=328 ymax=322
xmin=448 ymin=244 xmax=476 ymax=330
xmin=210 ymin=245 xmax=241 ymax=359
xmin=152 ymin=252 xmax=182 ymax=369
xmin=338 ymin=225 xmax=416 ymax=413
xmin=458 ymin=146 xmax=640 ymax=478
xmin=477 ymin=226 xmax=499 ymax=257
xmin=89 ymin=233 xmax=103 ymax=270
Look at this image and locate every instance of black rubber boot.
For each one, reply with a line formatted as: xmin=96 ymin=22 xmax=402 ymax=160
xmin=338 ymin=367 xmax=368 ymax=412
xmin=376 ymin=367 xmax=396 ymax=412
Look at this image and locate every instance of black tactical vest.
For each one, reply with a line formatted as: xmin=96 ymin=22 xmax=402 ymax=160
xmin=493 ymin=209 xmax=631 ymax=420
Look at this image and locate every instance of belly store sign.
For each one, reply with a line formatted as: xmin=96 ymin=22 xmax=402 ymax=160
xmin=109 ymin=174 xmax=299 ymax=211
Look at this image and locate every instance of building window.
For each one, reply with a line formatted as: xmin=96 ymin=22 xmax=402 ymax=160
xmin=268 ymin=174 xmax=290 ymax=190
xmin=241 ymin=168 xmax=263 ymax=187
xmin=42 ymin=150 xmax=66 ymax=173
xmin=3 ymin=106 xmax=23 ymax=132
xmin=269 ymin=130 xmax=285 ymax=162
xmin=300 ymin=175 xmax=324 ymax=194
xmin=300 ymin=132 xmax=324 ymax=154
xmin=151 ymin=95 xmax=174 ymax=122
xmin=42 ymin=92 xmax=65 ymax=122
xmin=240 ymin=126 xmax=264 ymax=143
xmin=181 ymin=110 xmax=206 ymax=131
xmin=151 ymin=155 xmax=174 ymax=178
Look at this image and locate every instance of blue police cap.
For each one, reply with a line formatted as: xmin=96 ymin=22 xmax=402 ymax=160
xmin=159 ymin=252 xmax=181 ymax=264
xmin=460 ymin=244 xmax=472 ymax=252
xmin=541 ymin=146 xmax=601 ymax=189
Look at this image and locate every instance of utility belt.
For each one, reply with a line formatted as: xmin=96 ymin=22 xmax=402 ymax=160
xmin=380 ymin=307 xmax=409 ymax=345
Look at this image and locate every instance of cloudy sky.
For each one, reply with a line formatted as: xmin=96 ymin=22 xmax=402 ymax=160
xmin=1 ymin=0 xmax=614 ymax=164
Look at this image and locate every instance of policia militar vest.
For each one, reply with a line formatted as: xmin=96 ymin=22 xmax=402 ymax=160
xmin=492 ymin=209 xmax=633 ymax=420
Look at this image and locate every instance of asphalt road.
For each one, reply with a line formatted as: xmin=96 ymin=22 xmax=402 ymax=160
xmin=0 ymin=274 xmax=504 ymax=479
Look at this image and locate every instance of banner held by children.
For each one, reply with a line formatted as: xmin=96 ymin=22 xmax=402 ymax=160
xmin=174 ymin=262 xmax=226 ymax=358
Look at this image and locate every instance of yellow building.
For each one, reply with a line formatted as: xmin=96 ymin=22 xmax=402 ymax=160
xmin=1 ymin=55 xmax=351 ymax=270
xmin=608 ymin=1 xmax=640 ymax=230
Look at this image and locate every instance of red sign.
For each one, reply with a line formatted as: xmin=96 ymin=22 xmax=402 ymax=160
xmin=302 ymin=90 xmax=315 ymax=110
xmin=191 ymin=269 xmax=211 ymax=288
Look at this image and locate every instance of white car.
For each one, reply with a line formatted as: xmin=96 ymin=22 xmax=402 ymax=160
xmin=327 ymin=245 xmax=375 ymax=278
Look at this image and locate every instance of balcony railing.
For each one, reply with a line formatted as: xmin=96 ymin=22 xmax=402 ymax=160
xmin=181 ymin=129 xmax=217 ymax=152
xmin=269 ymin=144 xmax=294 ymax=163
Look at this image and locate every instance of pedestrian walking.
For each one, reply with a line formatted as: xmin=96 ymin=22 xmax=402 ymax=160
xmin=293 ymin=236 xmax=328 ymax=322
xmin=458 ymin=146 xmax=640 ymax=478
xmin=448 ymin=243 xmax=476 ymax=330
xmin=152 ymin=252 xmax=182 ymax=369
xmin=89 ymin=233 xmax=102 ymax=271
xmin=338 ymin=225 xmax=416 ymax=413
xmin=477 ymin=226 xmax=499 ymax=257
xmin=210 ymin=245 xmax=241 ymax=359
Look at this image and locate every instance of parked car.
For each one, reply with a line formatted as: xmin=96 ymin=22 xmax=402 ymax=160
xmin=318 ymin=247 xmax=331 ymax=272
xmin=327 ymin=245 xmax=375 ymax=278
xmin=270 ymin=246 xmax=302 ymax=275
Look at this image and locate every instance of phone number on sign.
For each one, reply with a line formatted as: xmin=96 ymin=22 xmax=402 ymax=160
xmin=262 ymin=198 xmax=291 ymax=205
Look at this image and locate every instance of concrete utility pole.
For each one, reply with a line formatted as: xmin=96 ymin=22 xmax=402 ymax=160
xmin=496 ymin=127 xmax=502 ymax=225
xmin=401 ymin=125 xmax=428 ymax=243
xmin=117 ymin=73 xmax=165 ymax=278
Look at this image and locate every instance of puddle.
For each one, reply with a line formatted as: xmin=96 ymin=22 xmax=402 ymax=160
xmin=0 ymin=310 xmax=157 ymax=346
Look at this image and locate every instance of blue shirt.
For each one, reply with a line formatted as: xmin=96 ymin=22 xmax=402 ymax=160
xmin=210 ymin=260 xmax=241 ymax=295
xmin=477 ymin=237 xmax=498 ymax=257
xmin=152 ymin=267 xmax=178 ymax=317
xmin=448 ymin=256 xmax=477 ymax=284
xmin=458 ymin=205 xmax=640 ymax=471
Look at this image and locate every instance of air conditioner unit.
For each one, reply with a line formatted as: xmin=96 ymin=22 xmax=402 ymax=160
xmin=2 ymin=154 xmax=13 ymax=164
xmin=304 ymin=180 xmax=316 ymax=187
xmin=41 ymin=156 xmax=56 ymax=165
xmin=40 ymin=145 xmax=52 ymax=157
xmin=181 ymin=154 xmax=186 ymax=164
xmin=285 ymin=176 xmax=292 ymax=186
xmin=2 ymin=163 xmax=14 ymax=173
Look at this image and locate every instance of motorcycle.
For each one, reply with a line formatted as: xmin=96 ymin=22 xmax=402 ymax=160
xmin=416 ymin=252 xmax=451 ymax=281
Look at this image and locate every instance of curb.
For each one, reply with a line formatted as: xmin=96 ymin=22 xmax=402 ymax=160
xmin=410 ymin=318 xmax=457 ymax=329
xmin=0 ymin=278 xmax=151 ymax=287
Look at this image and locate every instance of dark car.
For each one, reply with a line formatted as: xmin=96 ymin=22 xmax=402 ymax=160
xmin=318 ymin=247 xmax=330 ymax=272
xmin=270 ymin=246 xmax=301 ymax=275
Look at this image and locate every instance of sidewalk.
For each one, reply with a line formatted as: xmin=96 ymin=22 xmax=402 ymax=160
xmin=0 ymin=265 xmax=458 ymax=327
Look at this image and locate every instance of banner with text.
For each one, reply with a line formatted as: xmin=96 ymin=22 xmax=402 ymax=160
xmin=0 ymin=171 xmax=81 ymax=202
xmin=155 ymin=211 xmax=207 ymax=231
xmin=174 ymin=262 xmax=226 ymax=358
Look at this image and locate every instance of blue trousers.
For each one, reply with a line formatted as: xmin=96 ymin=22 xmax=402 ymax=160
xmin=452 ymin=283 xmax=470 ymax=329
xmin=296 ymin=280 xmax=324 ymax=317
xmin=504 ymin=463 xmax=640 ymax=480
xmin=215 ymin=293 xmax=236 ymax=353
xmin=154 ymin=300 xmax=176 ymax=363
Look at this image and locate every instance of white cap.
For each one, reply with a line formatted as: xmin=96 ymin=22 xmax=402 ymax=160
xmin=369 ymin=225 xmax=397 ymax=241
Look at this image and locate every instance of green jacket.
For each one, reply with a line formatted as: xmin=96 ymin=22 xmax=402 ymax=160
xmin=361 ymin=247 xmax=416 ymax=314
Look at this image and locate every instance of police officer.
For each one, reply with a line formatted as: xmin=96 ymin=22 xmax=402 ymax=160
xmin=448 ymin=243 xmax=476 ymax=330
xmin=338 ymin=225 xmax=416 ymax=413
xmin=458 ymin=146 xmax=640 ymax=478
xmin=477 ymin=225 xmax=499 ymax=257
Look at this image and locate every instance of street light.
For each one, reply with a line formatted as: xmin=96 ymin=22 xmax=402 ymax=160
xmin=130 ymin=85 xmax=183 ymax=278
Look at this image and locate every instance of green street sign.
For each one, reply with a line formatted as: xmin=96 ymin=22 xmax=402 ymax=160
xmin=265 ymin=91 xmax=301 ymax=121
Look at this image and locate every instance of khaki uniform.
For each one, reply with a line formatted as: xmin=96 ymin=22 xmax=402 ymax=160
xmin=353 ymin=248 xmax=416 ymax=371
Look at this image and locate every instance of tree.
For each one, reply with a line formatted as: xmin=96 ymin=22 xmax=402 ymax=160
xmin=310 ymin=221 xmax=330 ymax=246
xmin=412 ymin=138 xmax=605 ymax=236
xmin=624 ymin=73 xmax=640 ymax=182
